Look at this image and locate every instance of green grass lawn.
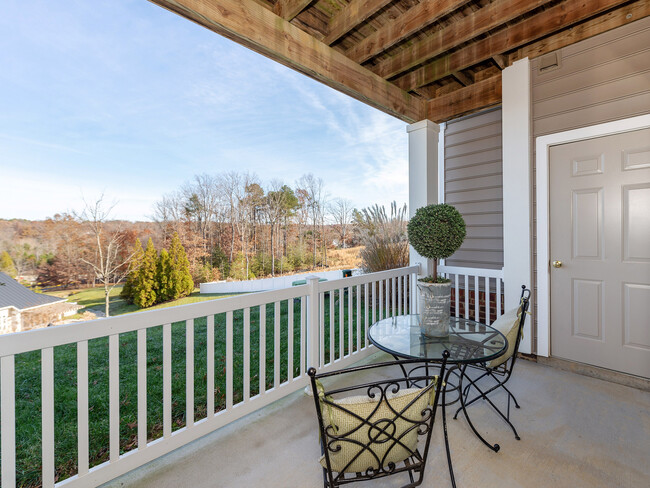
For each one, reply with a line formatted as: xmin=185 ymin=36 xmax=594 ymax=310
xmin=11 ymin=287 xmax=394 ymax=487
xmin=56 ymin=285 xmax=240 ymax=318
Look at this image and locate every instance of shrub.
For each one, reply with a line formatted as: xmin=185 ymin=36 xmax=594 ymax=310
xmin=407 ymin=203 xmax=466 ymax=280
xmin=355 ymin=202 xmax=409 ymax=273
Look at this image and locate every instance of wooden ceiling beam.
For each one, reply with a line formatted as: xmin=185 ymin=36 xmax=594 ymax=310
xmin=346 ymin=0 xmax=471 ymax=64
xmin=509 ymin=0 xmax=650 ymax=63
xmin=323 ymin=0 xmax=394 ymax=46
xmin=273 ymin=0 xmax=314 ymax=21
xmin=453 ymin=71 xmax=473 ymax=86
xmin=148 ymin=0 xmax=425 ymax=122
xmin=427 ymin=73 xmax=502 ymax=123
xmin=394 ymin=0 xmax=630 ymax=92
xmin=372 ymin=0 xmax=553 ymax=79
xmin=492 ymin=54 xmax=507 ymax=70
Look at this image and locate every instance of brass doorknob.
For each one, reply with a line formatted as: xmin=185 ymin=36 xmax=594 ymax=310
xmin=552 ymin=260 xmax=563 ymax=268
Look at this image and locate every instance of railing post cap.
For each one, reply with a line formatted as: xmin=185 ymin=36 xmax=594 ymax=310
xmin=305 ymin=275 xmax=320 ymax=281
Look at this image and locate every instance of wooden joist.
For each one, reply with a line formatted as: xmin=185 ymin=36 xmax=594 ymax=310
xmin=427 ymin=74 xmax=502 ymax=123
xmin=272 ymin=0 xmax=313 ymax=21
xmin=346 ymin=0 xmax=470 ymax=64
xmin=372 ymin=0 xmax=553 ymax=79
xmin=323 ymin=0 xmax=394 ymax=46
xmin=149 ymin=0 xmax=425 ymax=122
xmin=509 ymin=0 xmax=650 ymax=62
xmin=394 ymin=0 xmax=630 ymax=91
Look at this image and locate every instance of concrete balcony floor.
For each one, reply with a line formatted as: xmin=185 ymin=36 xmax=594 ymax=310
xmin=103 ymin=353 xmax=650 ymax=488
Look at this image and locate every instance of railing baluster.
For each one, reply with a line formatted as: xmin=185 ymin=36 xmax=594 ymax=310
xmin=288 ymin=298 xmax=294 ymax=381
xmin=163 ymin=323 xmax=172 ymax=438
xmin=1 ymin=354 xmax=16 ymax=488
xmin=137 ymin=330 xmax=147 ymax=449
xmin=356 ymin=284 xmax=361 ymax=353
xmin=109 ymin=334 xmax=120 ymax=461
xmin=497 ymin=278 xmax=502 ymax=316
xmin=397 ymin=276 xmax=404 ymax=315
xmin=186 ymin=319 xmax=194 ymax=426
xmin=226 ymin=311 xmax=233 ymax=410
xmin=485 ymin=276 xmax=490 ymax=324
xmin=243 ymin=309 xmax=250 ymax=402
xmin=259 ymin=305 xmax=266 ymax=395
xmin=77 ymin=340 xmax=89 ymax=475
xmin=207 ymin=315 xmax=215 ymax=415
xmin=319 ymin=292 xmax=325 ymax=368
xmin=339 ymin=288 xmax=344 ymax=359
xmin=348 ymin=285 xmax=352 ymax=355
xmin=392 ymin=277 xmax=397 ymax=317
xmin=364 ymin=283 xmax=369 ymax=346
xmin=274 ymin=302 xmax=280 ymax=389
xmin=454 ymin=274 xmax=460 ymax=318
xmin=372 ymin=281 xmax=376 ymax=326
xmin=42 ymin=347 xmax=54 ymax=487
xmin=379 ymin=280 xmax=384 ymax=321
xmin=464 ymin=275 xmax=469 ymax=320
xmin=474 ymin=275 xmax=480 ymax=322
xmin=300 ymin=296 xmax=306 ymax=376
xmin=329 ymin=289 xmax=334 ymax=364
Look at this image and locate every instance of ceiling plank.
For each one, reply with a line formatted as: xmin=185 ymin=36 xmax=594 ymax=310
xmin=273 ymin=0 xmax=314 ymax=21
xmin=394 ymin=0 xmax=630 ymax=91
xmin=346 ymin=0 xmax=471 ymax=64
xmin=148 ymin=0 xmax=425 ymax=122
xmin=372 ymin=0 xmax=553 ymax=79
xmin=509 ymin=0 xmax=650 ymax=62
xmin=427 ymin=73 xmax=502 ymax=123
xmin=324 ymin=0 xmax=394 ymax=46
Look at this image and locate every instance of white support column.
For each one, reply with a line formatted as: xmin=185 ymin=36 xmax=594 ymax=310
xmin=407 ymin=119 xmax=440 ymax=277
xmin=502 ymin=58 xmax=532 ymax=353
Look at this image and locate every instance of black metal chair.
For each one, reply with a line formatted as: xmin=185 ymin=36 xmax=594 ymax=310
xmin=308 ymin=353 xmax=449 ymax=488
xmin=453 ymin=285 xmax=531 ymax=443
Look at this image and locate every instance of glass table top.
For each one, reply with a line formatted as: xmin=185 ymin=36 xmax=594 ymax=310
xmin=368 ymin=315 xmax=507 ymax=364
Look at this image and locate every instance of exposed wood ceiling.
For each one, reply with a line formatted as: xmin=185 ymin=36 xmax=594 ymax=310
xmin=149 ymin=0 xmax=648 ymax=123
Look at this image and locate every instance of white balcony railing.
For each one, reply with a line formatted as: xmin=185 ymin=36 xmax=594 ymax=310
xmin=0 ymin=265 xmax=418 ymax=488
xmin=438 ymin=265 xmax=505 ymax=325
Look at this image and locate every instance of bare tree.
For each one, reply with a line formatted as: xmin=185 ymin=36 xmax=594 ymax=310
xmin=297 ymin=174 xmax=325 ymax=268
xmin=77 ymin=196 xmax=134 ymax=317
xmin=330 ymin=198 xmax=355 ymax=248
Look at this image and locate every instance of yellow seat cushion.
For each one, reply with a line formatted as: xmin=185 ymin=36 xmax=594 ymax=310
xmin=319 ymin=386 xmax=431 ymax=474
xmin=487 ymin=307 xmax=522 ymax=369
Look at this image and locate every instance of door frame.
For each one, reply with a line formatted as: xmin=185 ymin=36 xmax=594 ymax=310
xmin=535 ymin=113 xmax=650 ymax=357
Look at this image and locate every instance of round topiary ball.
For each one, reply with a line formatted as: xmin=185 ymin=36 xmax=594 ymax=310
xmin=407 ymin=204 xmax=466 ymax=260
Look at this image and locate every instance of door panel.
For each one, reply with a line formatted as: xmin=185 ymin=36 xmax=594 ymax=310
xmin=550 ymin=127 xmax=650 ymax=378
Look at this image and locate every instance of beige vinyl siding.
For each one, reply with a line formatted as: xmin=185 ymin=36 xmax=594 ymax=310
xmin=530 ymin=16 xmax=650 ymax=354
xmin=444 ymin=107 xmax=503 ymax=270
xmin=531 ymin=17 xmax=650 ymax=137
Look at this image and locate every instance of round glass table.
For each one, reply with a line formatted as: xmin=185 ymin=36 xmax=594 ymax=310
xmin=368 ymin=314 xmax=507 ymax=364
xmin=368 ymin=315 xmax=508 ymax=488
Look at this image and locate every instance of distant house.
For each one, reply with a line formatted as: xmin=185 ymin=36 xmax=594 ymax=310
xmin=0 ymin=272 xmax=79 ymax=334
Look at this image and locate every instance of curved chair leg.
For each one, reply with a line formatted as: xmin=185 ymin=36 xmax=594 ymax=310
xmin=455 ymin=366 xmax=500 ymax=452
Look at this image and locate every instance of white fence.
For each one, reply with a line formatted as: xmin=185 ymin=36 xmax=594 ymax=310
xmin=438 ymin=264 xmax=505 ymax=325
xmin=0 ymin=265 xmax=418 ymax=488
xmin=199 ymin=268 xmax=359 ymax=294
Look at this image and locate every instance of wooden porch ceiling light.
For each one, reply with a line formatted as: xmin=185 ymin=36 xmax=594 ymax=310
xmin=149 ymin=0 xmax=647 ymax=123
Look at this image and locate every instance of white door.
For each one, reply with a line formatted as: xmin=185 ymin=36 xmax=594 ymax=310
xmin=549 ymin=127 xmax=650 ymax=379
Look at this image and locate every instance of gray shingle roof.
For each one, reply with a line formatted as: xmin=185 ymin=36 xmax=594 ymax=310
xmin=0 ymin=272 xmax=64 ymax=310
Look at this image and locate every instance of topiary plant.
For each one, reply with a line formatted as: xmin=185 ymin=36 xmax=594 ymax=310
xmin=407 ymin=204 xmax=466 ymax=282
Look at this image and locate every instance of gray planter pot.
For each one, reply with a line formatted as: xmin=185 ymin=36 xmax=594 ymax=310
xmin=417 ymin=281 xmax=452 ymax=337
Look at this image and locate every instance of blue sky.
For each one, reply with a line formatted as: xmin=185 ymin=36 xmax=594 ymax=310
xmin=0 ymin=0 xmax=408 ymax=221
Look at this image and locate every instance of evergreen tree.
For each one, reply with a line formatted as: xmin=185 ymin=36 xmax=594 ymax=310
xmin=0 ymin=251 xmax=17 ymax=278
xmin=120 ymin=239 xmax=144 ymax=303
xmin=133 ymin=238 xmax=157 ymax=308
xmin=156 ymin=248 xmax=173 ymax=303
xmin=167 ymin=232 xmax=194 ymax=299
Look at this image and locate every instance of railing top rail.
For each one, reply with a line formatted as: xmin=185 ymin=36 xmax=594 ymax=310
xmin=438 ymin=265 xmax=504 ymax=279
xmin=0 ymin=266 xmax=418 ymax=357
xmin=317 ymin=265 xmax=418 ymax=292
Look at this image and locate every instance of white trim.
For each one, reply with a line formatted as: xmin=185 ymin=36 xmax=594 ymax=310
xmin=502 ymin=58 xmax=533 ymax=353
xmin=535 ymin=113 xmax=650 ymax=357
xmin=438 ymin=122 xmax=446 ymax=204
